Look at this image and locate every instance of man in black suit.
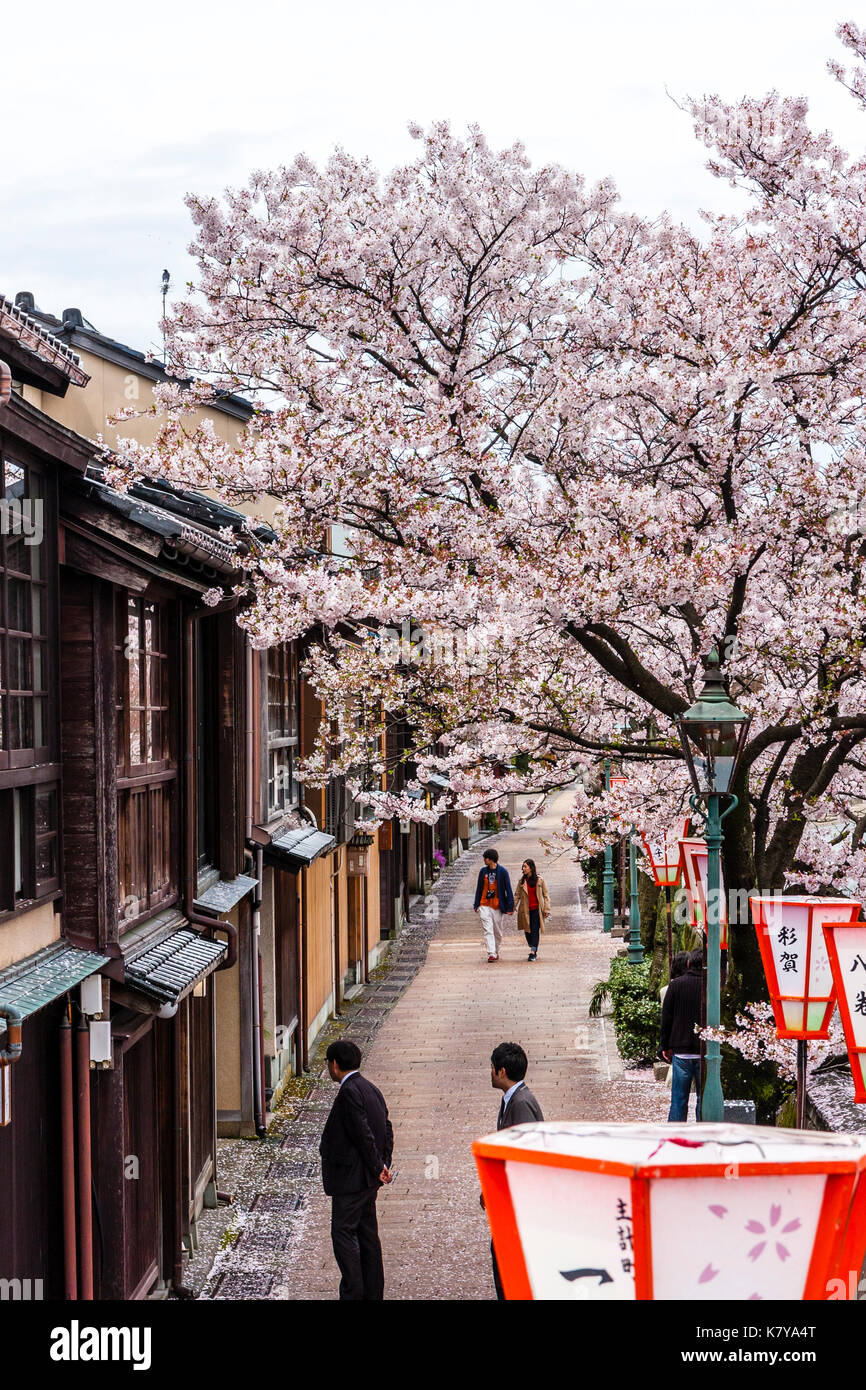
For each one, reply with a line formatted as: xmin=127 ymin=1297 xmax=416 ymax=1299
xmin=483 ymin=1041 xmax=544 ymax=1300
xmin=319 ymin=1039 xmax=394 ymax=1300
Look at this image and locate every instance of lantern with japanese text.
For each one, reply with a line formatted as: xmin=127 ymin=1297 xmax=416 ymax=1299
xmin=642 ymin=819 xmax=689 ymax=888
xmin=752 ymin=896 xmax=859 ymax=1126
xmin=642 ymin=819 xmax=688 ymax=972
xmin=751 ymin=896 xmax=856 ymax=1040
xmin=678 ymin=837 xmax=728 ymax=951
xmin=822 ymin=913 xmax=866 ymax=1103
xmin=473 ymin=1121 xmax=866 ymax=1301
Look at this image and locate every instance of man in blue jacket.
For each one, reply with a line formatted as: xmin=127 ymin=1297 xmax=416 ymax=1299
xmin=473 ymin=848 xmax=514 ymax=962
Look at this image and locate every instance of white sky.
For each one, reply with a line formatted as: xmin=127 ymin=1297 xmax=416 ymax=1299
xmin=3 ymin=0 xmax=865 ymax=356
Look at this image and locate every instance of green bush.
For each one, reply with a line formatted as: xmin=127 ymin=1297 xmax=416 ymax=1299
xmin=590 ymin=958 xmax=661 ymax=1064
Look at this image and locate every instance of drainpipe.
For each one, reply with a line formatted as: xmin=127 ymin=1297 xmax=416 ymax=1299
xmin=76 ymin=1016 xmax=94 ymax=1299
xmin=245 ymin=641 xmax=255 ymax=842
xmin=0 ymin=360 xmax=11 ymax=410
xmin=60 ymin=1009 xmax=78 ymax=1300
xmin=362 ymin=873 xmax=370 ymax=985
xmin=299 ymin=874 xmax=309 ymax=1072
xmin=170 ymin=1009 xmax=194 ymax=1297
xmin=0 ymin=1003 xmax=22 ymax=1062
xmin=330 ymin=848 xmax=343 ymax=1017
xmin=252 ymin=845 xmax=266 ymax=1136
xmin=246 ymin=646 xmax=266 ymax=1133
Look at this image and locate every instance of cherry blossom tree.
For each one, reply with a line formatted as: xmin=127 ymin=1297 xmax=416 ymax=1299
xmin=113 ymin=23 xmax=866 ymax=1012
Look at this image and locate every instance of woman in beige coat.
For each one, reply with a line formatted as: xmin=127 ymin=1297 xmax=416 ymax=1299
xmin=514 ymin=858 xmax=551 ymax=962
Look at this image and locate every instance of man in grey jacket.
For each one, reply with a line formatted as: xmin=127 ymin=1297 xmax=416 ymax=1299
xmin=482 ymin=1041 xmax=544 ymax=1299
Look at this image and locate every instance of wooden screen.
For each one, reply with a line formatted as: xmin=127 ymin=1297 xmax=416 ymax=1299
xmin=115 ymin=594 xmax=178 ymax=927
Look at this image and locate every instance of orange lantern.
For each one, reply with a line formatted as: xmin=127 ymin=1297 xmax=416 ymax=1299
xmin=751 ymin=896 xmax=857 ymax=1039
xmin=642 ymin=819 xmax=689 ymax=973
xmin=679 ymin=836 xmax=728 ymax=951
xmin=642 ymin=819 xmax=689 ymax=888
xmin=474 ymin=1121 xmax=866 ymax=1301
xmin=822 ymin=912 xmax=866 ymax=1103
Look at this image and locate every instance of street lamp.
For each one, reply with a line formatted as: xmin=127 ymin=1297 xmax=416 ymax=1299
xmin=608 ymin=774 xmax=641 ymax=959
xmin=602 ymin=759 xmax=615 ymax=934
xmin=627 ymin=823 xmax=644 ymax=965
xmin=676 ymin=650 xmax=751 ymax=1123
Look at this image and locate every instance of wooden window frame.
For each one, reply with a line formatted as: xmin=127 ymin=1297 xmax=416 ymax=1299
xmin=263 ymin=642 xmax=299 ymax=820
xmin=115 ymin=592 xmax=179 ymax=929
xmin=0 ymin=445 xmax=60 ymax=919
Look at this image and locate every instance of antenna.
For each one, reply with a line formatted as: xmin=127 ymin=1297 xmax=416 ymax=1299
xmin=160 ymin=269 xmax=171 ymax=366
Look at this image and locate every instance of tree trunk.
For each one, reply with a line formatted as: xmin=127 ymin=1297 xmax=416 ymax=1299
xmin=639 ymin=872 xmax=667 ymax=992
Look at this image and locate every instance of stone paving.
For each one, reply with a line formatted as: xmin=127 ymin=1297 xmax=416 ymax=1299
xmin=191 ymin=790 xmax=669 ymax=1300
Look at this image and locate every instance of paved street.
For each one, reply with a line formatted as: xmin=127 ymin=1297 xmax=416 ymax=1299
xmin=194 ymin=790 xmax=668 ymax=1300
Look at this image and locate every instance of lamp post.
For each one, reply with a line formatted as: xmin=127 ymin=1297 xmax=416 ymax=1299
xmin=627 ymin=824 xmax=644 ymax=965
xmin=677 ymin=651 xmax=750 ymax=1124
xmin=602 ymin=759 xmax=615 ymax=934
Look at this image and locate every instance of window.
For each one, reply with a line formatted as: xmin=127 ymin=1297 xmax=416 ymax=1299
xmin=0 ymin=452 xmax=59 ymax=916
xmin=0 ymin=457 xmax=50 ymax=767
xmin=266 ymin=643 xmax=299 ymax=816
xmin=115 ymin=593 xmax=177 ymax=926
xmin=0 ymin=783 xmax=60 ymax=910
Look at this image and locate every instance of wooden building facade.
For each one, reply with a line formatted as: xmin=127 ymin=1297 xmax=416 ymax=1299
xmin=0 ymin=292 xmax=459 ymax=1299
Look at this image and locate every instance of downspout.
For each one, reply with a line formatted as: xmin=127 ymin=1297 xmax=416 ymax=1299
xmin=299 ymin=875 xmax=309 ymax=1072
xmin=252 ymin=845 xmax=266 ymax=1137
xmin=245 ymin=638 xmax=254 ymax=842
xmin=245 ymin=641 xmax=266 ymax=1134
xmin=76 ymin=1016 xmax=94 ymax=1299
xmin=60 ymin=1008 xmax=78 ymax=1300
xmin=297 ymin=668 xmax=309 ymax=1071
xmin=362 ymin=871 xmax=370 ymax=985
xmin=170 ymin=1008 xmax=194 ymax=1297
xmin=330 ymin=848 xmax=343 ymax=1017
xmin=0 ymin=1003 xmax=22 ymax=1063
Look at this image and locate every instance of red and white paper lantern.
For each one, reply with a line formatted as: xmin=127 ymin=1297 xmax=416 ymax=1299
xmin=642 ymin=819 xmax=689 ymax=888
xmin=751 ymin=896 xmax=857 ymax=1040
xmin=473 ymin=1121 xmax=866 ymax=1301
xmin=822 ymin=913 xmax=866 ymax=1103
xmin=679 ymin=836 xmax=728 ymax=950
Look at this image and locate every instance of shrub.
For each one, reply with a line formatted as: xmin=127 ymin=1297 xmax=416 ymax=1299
xmin=589 ymin=958 xmax=661 ymax=1064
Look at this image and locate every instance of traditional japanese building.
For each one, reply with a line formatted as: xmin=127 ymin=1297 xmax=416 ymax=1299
xmin=0 ymin=291 xmax=458 ymax=1299
xmin=0 ymin=296 xmax=103 ymax=1301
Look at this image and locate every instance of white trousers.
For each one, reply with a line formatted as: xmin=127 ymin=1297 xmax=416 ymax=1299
xmin=478 ymin=906 xmax=504 ymax=956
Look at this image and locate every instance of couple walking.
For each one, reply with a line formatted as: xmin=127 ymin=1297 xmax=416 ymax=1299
xmin=473 ymin=848 xmax=551 ymax=963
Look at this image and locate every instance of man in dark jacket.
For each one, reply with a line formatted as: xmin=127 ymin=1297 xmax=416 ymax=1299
xmin=483 ymin=1041 xmax=544 ymax=1299
xmin=473 ymin=848 xmax=515 ymax=962
xmin=660 ymin=947 xmax=703 ymax=1122
xmin=319 ymin=1039 xmax=394 ymax=1300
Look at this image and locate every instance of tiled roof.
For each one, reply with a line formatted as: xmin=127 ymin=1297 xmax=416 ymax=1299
xmin=267 ymin=826 xmax=337 ymax=868
xmin=0 ymin=943 xmax=108 ymax=1030
xmin=82 ymin=477 xmax=239 ymax=572
xmin=125 ymin=928 xmax=227 ymax=1005
xmin=0 ymin=294 xmax=90 ymax=387
xmin=194 ymin=874 xmax=258 ymax=915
